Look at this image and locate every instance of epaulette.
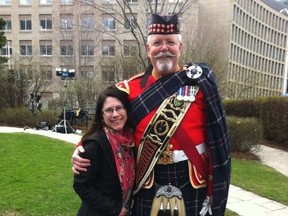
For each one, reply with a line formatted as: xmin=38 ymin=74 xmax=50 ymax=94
xmin=116 ymin=72 xmax=144 ymax=94
xmin=127 ymin=71 xmax=145 ymax=82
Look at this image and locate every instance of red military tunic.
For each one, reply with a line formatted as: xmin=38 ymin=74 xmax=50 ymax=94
xmin=118 ymin=68 xmax=213 ymax=195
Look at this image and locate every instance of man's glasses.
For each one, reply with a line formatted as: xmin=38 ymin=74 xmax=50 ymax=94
xmin=102 ymin=105 xmax=125 ymax=116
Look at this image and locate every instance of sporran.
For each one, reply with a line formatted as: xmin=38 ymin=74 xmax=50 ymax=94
xmin=150 ymin=184 xmax=186 ymax=216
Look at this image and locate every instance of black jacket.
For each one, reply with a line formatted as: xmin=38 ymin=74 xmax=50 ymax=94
xmin=73 ymin=130 xmax=123 ymax=216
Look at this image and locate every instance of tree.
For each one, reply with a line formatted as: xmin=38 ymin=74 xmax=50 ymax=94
xmin=0 ymin=18 xmax=7 ymax=65
xmin=75 ymin=0 xmax=198 ymax=74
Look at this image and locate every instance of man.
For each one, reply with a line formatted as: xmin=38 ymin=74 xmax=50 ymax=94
xmin=72 ymin=13 xmax=231 ymax=216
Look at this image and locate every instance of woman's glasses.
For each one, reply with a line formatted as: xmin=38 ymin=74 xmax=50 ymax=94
xmin=102 ymin=105 xmax=125 ymax=116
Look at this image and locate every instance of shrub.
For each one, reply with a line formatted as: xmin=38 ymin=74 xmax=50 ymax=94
xmin=224 ymin=99 xmax=260 ymax=118
xmin=0 ymin=107 xmax=59 ymax=128
xmin=227 ymin=116 xmax=263 ymax=152
xmin=0 ymin=107 xmax=36 ymax=127
xmin=257 ymin=97 xmax=288 ymax=144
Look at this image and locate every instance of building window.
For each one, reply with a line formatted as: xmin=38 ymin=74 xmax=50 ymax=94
xmin=20 ymin=41 xmax=32 ymax=56
xmin=60 ymin=0 xmax=73 ymax=4
xmin=41 ymin=66 xmax=53 ymax=80
xmin=40 ymin=15 xmax=52 ymax=30
xmin=124 ymin=17 xmax=137 ymax=30
xmin=103 ymin=0 xmax=115 ymax=3
xmin=40 ymin=0 xmax=52 ymax=4
xmin=102 ymin=17 xmax=115 ymax=30
xmin=102 ymin=45 xmax=115 ymax=56
xmin=82 ymin=0 xmax=94 ymax=3
xmin=0 ymin=42 xmax=12 ymax=56
xmin=60 ymin=15 xmax=73 ymax=30
xmin=60 ymin=40 xmax=74 ymax=56
xmin=81 ymin=66 xmax=94 ymax=78
xmin=102 ymin=65 xmax=115 ymax=82
xmin=124 ymin=43 xmax=137 ymax=56
xmin=81 ymin=42 xmax=94 ymax=56
xmin=19 ymin=0 xmax=32 ymax=5
xmin=126 ymin=0 xmax=138 ymax=3
xmin=0 ymin=0 xmax=11 ymax=5
xmin=20 ymin=18 xmax=32 ymax=30
xmin=81 ymin=15 xmax=95 ymax=31
xmin=40 ymin=41 xmax=52 ymax=56
xmin=0 ymin=19 xmax=12 ymax=30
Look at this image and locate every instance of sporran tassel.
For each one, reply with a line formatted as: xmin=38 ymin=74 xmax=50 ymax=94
xmin=157 ymin=201 xmax=165 ymax=216
xmin=173 ymin=200 xmax=178 ymax=216
xmin=164 ymin=201 xmax=171 ymax=216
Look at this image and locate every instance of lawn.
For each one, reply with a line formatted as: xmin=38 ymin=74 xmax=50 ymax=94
xmin=0 ymin=133 xmax=287 ymax=215
xmin=0 ymin=133 xmax=79 ymax=216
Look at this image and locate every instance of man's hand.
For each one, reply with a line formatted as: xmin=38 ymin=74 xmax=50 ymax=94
xmin=71 ymin=145 xmax=91 ymax=175
xmin=199 ymin=195 xmax=212 ymax=216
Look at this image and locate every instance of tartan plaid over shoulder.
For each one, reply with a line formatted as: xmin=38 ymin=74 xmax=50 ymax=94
xmin=196 ymin=63 xmax=231 ymax=215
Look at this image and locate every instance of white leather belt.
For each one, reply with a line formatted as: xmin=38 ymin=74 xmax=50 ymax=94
xmin=158 ymin=150 xmax=188 ymax=165
xmin=157 ymin=143 xmax=206 ymax=165
xmin=173 ymin=150 xmax=188 ymax=163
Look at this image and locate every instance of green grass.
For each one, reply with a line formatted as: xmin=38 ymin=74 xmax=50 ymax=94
xmin=231 ymin=158 xmax=288 ymax=206
xmin=0 ymin=133 xmax=287 ymax=216
xmin=0 ymin=133 xmax=79 ymax=216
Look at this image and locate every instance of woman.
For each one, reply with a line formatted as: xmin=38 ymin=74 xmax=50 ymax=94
xmin=73 ymin=85 xmax=135 ymax=216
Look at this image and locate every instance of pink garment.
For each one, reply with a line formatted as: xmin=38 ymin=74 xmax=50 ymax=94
xmin=104 ymin=127 xmax=135 ymax=205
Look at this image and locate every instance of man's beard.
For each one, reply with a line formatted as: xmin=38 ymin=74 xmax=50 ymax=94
xmin=156 ymin=59 xmax=173 ymax=73
xmin=154 ymin=52 xmax=175 ymax=73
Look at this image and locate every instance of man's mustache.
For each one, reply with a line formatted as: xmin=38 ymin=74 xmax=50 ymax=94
xmin=154 ymin=52 xmax=176 ymax=59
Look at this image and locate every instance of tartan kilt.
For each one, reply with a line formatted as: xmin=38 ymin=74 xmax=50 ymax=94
xmin=131 ymin=160 xmax=207 ymax=216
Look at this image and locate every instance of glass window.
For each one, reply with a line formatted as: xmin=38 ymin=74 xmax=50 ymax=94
xmin=102 ymin=45 xmax=115 ymax=56
xmin=20 ymin=45 xmax=32 ymax=56
xmin=40 ymin=17 xmax=52 ymax=30
xmin=60 ymin=41 xmax=74 ymax=56
xmin=60 ymin=0 xmax=73 ymax=4
xmin=40 ymin=66 xmax=53 ymax=80
xmin=103 ymin=0 xmax=115 ymax=3
xmin=40 ymin=0 xmax=52 ymax=4
xmin=82 ymin=0 xmax=94 ymax=3
xmin=0 ymin=0 xmax=11 ymax=5
xmin=102 ymin=65 xmax=115 ymax=82
xmin=102 ymin=17 xmax=115 ymax=30
xmin=81 ymin=66 xmax=94 ymax=78
xmin=124 ymin=44 xmax=137 ymax=56
xmin=0 ymin=42 xmax=12 ymax=56
xmin=60 ymin=15 xmax=73 ymax=30
xmin=20 ymin=19 xmax=32 ymax=30
xmin=40 ymin=43 xmax=52 ymax=56
xmin=81 ymin=45 xmax=94 ymax=56
xmin=81 ymin=15 xmax=95 ymax=31
xmin=19 ymin=0 xmax=32 ymax=5
xmin=0 ymin=19 xmax=12 ymax=30
xmin=124 ymin=17 xmax=137 ymax=29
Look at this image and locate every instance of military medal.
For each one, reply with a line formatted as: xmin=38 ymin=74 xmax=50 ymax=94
xmin=176 ymin=85 xmax=199 ymax=102
xmin=176 ymin=87 xmax=183 ymax=101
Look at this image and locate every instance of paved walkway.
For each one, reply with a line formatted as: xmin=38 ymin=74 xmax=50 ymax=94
xmin=1 ymin=126 xmax=288 ymax=216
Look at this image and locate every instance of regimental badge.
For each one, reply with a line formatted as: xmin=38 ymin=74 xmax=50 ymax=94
xmin=186 ymin=64 xmax=203 ymax=79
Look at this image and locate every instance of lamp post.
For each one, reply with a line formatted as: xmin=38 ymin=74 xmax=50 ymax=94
xmin=7 ymin=41 xmax=11 ymax=70
xmin=53 ymin=67 xmax=75 ymax=134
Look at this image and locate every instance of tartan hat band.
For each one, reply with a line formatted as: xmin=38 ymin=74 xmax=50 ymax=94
xmin=148 ymin=14 xmax=180 ymax=35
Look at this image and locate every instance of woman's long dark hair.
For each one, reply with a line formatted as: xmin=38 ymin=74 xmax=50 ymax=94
xmin=81 ymin=85 xmax=130 ymax=141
